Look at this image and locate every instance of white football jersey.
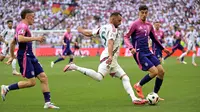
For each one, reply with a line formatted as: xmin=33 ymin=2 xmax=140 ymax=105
xmin=0 ymin=28 xmax=15 ymax=43
xmin=92 ymin=24 xmax=122 ymax=67
xmin=186 ymin=30 xmax=198 ymax=43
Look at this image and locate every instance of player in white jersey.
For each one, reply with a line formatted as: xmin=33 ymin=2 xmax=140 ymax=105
xmin=178 ymin=26 xmax=198 ymax=66
xmin=0 ymin=20 xmax=20 ymax=76
xmin=63 ymin=12 xmax=147 ymax=105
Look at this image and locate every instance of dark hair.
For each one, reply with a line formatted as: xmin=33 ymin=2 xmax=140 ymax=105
xmin=139 ymin=5 xmax=148 ymax=11
xmin=7 ymin=20 xmax=13 ymax=24
xmin=110 ymin=12 xmax=122 ymax=17
xmin=20 ymin=9 xmax=34 ymax=19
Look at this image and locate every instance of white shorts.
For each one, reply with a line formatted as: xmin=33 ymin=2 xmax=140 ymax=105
xmin=187 ymin=42 xmax=196 ymax=51
xmin=98 ymin=60 xmax=126 ymax=78
xmin=1 ymin=43 xmax=9 ymax=56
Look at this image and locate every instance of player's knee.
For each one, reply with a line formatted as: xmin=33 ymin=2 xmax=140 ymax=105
xmin=150 ymin=68 xmax=158 ymax=77
xmin=27 ymin=79 xmax=36 ymax=87
xmin=158 ymin=68 xmax=165 ymax=78
xmin=96 ymin=73 xmax=103 ymax=81
xmin=121 ymin=75 xmax=130 ymax=81
xmin=39 ymin=74 xmax=48 ymax=83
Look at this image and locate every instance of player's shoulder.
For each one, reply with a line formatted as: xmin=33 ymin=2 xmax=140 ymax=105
xmin=17 ymin=22 xmax=28 ymax=29
xmin=104 ymin=24 xmax=117 ymax=32
xmin=146 ymin=21 xmax=153 ymax=27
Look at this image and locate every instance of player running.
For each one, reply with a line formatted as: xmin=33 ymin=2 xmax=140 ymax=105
xmin=73 ymin=37 xmax=84 ymax=57
xmin=0 ymin=20 xmax=20 ymax=76
xmin=164 ymin=27 xmax=187 ymax=64
xmin=51 ymin=28 xmax=74 ymax=68
xmin=178 ymin=26 xmax=198 ymax=66
xmin=1 ymin=9 xmax=59 ymax=109
xmin=124 ymin=5 xmax=170 ymax=100
xmin=152 ymin=21 xmax=165 ymax=63
xmin=64 ymin=12 xmax=147 ymax=105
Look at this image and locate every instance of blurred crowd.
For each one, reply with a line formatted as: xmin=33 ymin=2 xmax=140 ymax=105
xmin=0 ymin=0 xmax=199 ymax=48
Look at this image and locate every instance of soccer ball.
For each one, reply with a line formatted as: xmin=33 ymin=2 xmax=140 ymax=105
xmin=146 ymin=92 xmax=159 ymax=105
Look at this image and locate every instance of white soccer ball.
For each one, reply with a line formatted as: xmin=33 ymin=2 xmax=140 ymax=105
xmin=146 ymin=92 xmax=159 ymax=105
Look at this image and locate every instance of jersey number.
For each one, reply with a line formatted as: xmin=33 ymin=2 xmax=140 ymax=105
xmin=101 ymin=31 xmax=107 ymax=46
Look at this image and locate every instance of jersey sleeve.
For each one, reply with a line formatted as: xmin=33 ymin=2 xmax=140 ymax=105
xmin=124 ymin=22 xmax=136 ymax=49
xmin=149 ymin=24 xmax=164 ymax=50
xmin=17 ymin=25 xmax=27 ymax=36
xmin=0 ymin=30 xmax=7 ymax=37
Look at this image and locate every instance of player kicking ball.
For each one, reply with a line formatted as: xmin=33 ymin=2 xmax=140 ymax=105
xmin=124 ymin=5 xmax=170 ymax=100
xmin=63 ymin=12 xmax=147 ymax=105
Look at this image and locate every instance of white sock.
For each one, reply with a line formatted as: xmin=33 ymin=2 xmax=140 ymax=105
xmin=12 ymin=59 xmax=17 ymax=71
xmin=76 ymin=66 xmax=103 ymax=81
xmin=122 ymin=75 xmax=138 ymax=101
xmin=192 ymin=53 xmax=196 ymax=63
xmin=179 ymin=52 xmax=187 ymax=59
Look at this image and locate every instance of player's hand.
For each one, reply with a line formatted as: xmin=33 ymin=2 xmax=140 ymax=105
xmin=163 ymin=48 xmax=170 ymax=55
xmin=37 ymin=36 xmax=45 ymax=43
xmin=106 ymin=56 xmax=113 ymax=65
xmin=5 ymin=57 xmax=14 ymax=65
xmin=130 ymin=48 xmax=136 ymax=55
xmin=63 ymin=43 xmax=67 ymax=46
xmin=5 ymin=41 xmax=8 ymax=46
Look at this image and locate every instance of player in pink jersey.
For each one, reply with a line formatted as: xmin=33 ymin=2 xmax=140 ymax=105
xmin=152 ymin=21 xmax=165 ymax=63
xmin=1 ymin=9 xmax=59 ymax=109
xmin=124 ymin=5 xmax=170 ymax=100
xmin=51 ymin=28 xmax=74 ymax=68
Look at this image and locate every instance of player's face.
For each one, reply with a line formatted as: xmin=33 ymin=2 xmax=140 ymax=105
xmin=139 ymin=10 xmax=148 ymax=21
xmin=67 ymin=28 xmax=71 ymax=32
xmin=113 ymin=15 xmax=122 ymax=28
xmin=27 ymin=13 xmax=35 ymax=25
xmin=154 ymin=23 xmax=160 ymax=30
xmin=7 ymin=22 xmax=13 ymax=29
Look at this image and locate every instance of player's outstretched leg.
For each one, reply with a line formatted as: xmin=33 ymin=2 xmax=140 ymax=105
xmin=37 ymin=72 xmax=59 ymax=109
xmin=164 ymin=50 xmax=174 ymax=60
xmin=1 ymin=78 xmax=36 ymax=101
xmin=12 ymin=59 xmax=21 ymax=76
xmin=120 ymin=75 xmax=147 ymax=105
xmin=63 ymin=63 xmax=103 ymax=81
xmin=134 ymin=66 xmax=158 ymax=99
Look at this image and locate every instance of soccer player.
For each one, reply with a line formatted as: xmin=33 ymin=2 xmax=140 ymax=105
xmin=0 ymin=20 xmax=21 ymax=76
xmin=164 ymin=27 xmax=187 ymax=64
xmin=51 ymin=28 xmax=74 ymax=68
xmin=152 ymin=21 xmax=165 ymax=63
xmin=63 ymin=12 xmax=147 ymax=105
xmin=124 ymin=5 xmax=170 ymax=99
xmin=1 ymin=9 xmax=59 ymax=109
xmin=178 ymin=26 xmax=198 ymax=66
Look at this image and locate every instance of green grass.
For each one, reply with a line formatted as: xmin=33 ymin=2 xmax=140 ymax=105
xmin=0 ymin=56 xmax=200 ymax=112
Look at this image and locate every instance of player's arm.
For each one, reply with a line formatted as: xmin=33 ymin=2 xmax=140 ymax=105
xmin=61 ymin=36 xmax=67 ymax=45
xmin=107 ymin=39 xmax=114 ymax=65
xmin=124 ymin=23 xmax=136 ymax=54
xmin=18 ymin=35 xmax=45 ymax=43
xmin=149 ymin=25 xmax=170 ymax=54
xmin=6 ymin=39 xmax=16 ymax=65
xmin=0 ymin=35 xmax=7 ymax=44
xmin=77 ymin=27 xmax=93 ymax=37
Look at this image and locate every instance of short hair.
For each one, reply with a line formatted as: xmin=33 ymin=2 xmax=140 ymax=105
xmin=139 ymin=5 xmax=148 ymax=11
xmin=110 ymin=12 xmax=122 ymax=17
xmin=20 ymin=9 xmax=34 ymax=19
xmin=7 ymin=20 xmax=13 ymax=24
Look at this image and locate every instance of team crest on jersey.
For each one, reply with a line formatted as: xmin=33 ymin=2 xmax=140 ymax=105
xmin=19 ymin=29 xmax=25 ymax=34
xmin=145 ymin=62 xmax=148 ymax=67
xmin=31 ymin=71 xmax=35 ymax=76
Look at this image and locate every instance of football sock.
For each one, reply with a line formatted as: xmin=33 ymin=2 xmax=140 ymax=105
xmin=43 ymin=92 xmax=51 ymax=103
xmin=121 ymin=75 xmax=138 ymax=101
xmin=76 ymin=66 xmax=103 ymax=81
xmin=139 ymin=74 xmax=153 ymax=86
xmin=54 ymin=57 xmax=64 ymax=64
xmin=164 ymin=51 xmax=174 ymax=60
xmin=8 ymin=83 xmax=19 ymax=91
xmin=154 ymin=77 xmax=163 ymax=93
xmin=179 ymin=52 xmax=187 ymax=59
xmin=12 ymin=59 xmax=17 ymax=71
xmin=192 ymin=53 xmax=196 ymax=63
xmin=69 ymin=58 xmax=73 ymax=63
xmin=181 ymin=57 xmax=184 ymax=62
